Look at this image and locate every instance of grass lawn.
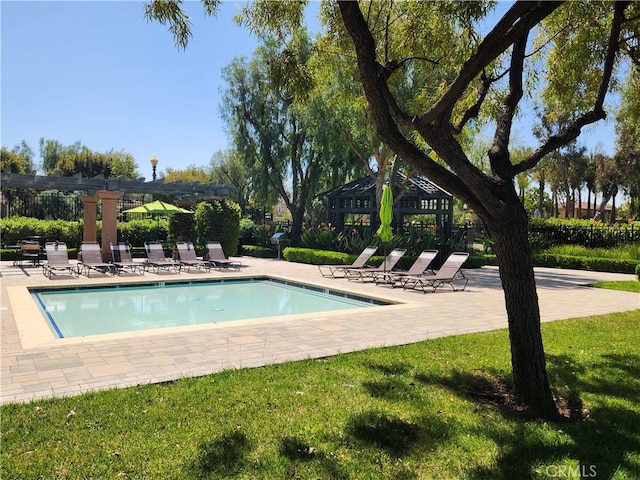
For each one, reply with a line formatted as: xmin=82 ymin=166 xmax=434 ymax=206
xmin=2 ymin=308 xmax=639 ymax=479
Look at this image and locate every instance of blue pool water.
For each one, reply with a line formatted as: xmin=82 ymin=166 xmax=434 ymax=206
xmin=32 ymin=278 xmax=387 ymax=338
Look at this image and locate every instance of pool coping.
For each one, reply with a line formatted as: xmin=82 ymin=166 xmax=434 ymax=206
xmin=12 ymin=274 xmax=407 ymax=349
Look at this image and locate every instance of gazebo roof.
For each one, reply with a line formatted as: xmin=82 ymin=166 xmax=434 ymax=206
xmin=320 ymin=173 xmax=450 ymax=198
xmin=0 ymin=172 xmax=236 ymax=197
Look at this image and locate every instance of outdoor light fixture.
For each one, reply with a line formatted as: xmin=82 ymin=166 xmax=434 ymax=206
xmin=150 ymin=154 xmax=159 ymax=181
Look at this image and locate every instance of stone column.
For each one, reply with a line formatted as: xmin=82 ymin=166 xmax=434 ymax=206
xmin=97 ymin=191 xmax=123 ymax=262
xmin=80 ymin=195 xmax=99 ymax=243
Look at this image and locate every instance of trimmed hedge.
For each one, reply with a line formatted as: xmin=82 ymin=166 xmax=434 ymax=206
xmin=533 ymin=254 xmax=640 ymax=274
xmin=242 ymin=245 xmax=277 ymax=258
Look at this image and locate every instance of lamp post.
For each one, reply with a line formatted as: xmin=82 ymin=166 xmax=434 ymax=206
xmin=150 ymin=154 xmax=158 ymax=181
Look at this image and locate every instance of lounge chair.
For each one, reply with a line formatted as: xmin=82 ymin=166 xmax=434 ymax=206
xmin=110 ymin=242 xmax=145 ymax=275
xmin=400 ymin=251 xmax=470 ymax=293
xmin=176 ymin=241 xmax=211 ymax=272
xmin=205 ymin=241 xmax=241 ymax=271
xmin=143 ymin=242 xmax=181 ymax=273
xmin=42 ymin=242 xmax=78 ymax=279
xmin=78 ymin=242 xmax=116 ymax=276
xmin=373 ymin=249 xmax=438 ymax=286
xmin=345 ymin=248 xmax=407 ymax=282
xmin=13 ymin=240 xmax=42 ymax=267
xmin=317 ymin=246 xmax=378 ymax=278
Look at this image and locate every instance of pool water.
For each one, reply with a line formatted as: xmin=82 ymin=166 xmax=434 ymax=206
xmin=32 ymin=278 xmax=385 ymax=338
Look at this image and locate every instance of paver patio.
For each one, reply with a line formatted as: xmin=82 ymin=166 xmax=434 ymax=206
xmin=1 ymin=257 xmax=638 ymax=404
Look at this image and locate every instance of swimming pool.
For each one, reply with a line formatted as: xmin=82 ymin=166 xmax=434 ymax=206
xmin=32 ymin=277 xmax=389 ymax=338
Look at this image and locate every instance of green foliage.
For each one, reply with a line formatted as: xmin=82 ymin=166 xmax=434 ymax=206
xmin=39 ymin=139 xmax=139 ymax=179
xmin=636 ymin=263 xmax=640 ymax=280
xmin=162 ymin=164 xmax=210 ymax=183
xmin=240 ymin=245 xmax=276 ymax=258
xmin=117 ymin=219 xmax=167 ymax=246
xmin=544 ymin=243 xmax=640 ymax=260
xmin=299 ymin=224 xmax=340 ymax=251
xmin=167 ymin=212 xmax=194 ymax=246
xmin=533 ymin=254 xmax=639 ymax=274
xmin=0 ymin=217 xmax=82 ymax=247
xmin=283 ymin=247 xmax=362 ymax=266
xmin=193 ymin=199 xmax=241 ymax=256
xmin=193 ymin=201 xmax=215 ymax=249
xmin=246 ymin=223 xmax=281 ymax=248
xmin=1 ymin=141 xmax=35 ymax=174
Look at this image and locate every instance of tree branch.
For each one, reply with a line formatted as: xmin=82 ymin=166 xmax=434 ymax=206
xmin=488 ymin=33 xmax=527 ymax=179
xmin=419 ymin=1 xmax=562 ymax=127
xmin=452 ymin=70 xmax=492 ymax=134
xmin=514 ymin=1 xmax=630 ymax=175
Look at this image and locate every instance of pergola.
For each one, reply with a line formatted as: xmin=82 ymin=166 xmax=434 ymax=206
xmin=320 ymin=173 xmax=454 ymax=238
xmin=1 ymin=172 xmax=235 ymax=260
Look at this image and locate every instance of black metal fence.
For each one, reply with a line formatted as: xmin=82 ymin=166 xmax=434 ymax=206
xmin=0 ymin=190 xmax=154 ymax=221
xmin=530 ymin=223 xmax=640 ymax=248
xmin=2 ymin=190 xmax=638 ymax=249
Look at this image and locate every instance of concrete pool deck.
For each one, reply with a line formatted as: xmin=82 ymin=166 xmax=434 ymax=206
xmin=1 ymin=257 xmax=638 ymax=404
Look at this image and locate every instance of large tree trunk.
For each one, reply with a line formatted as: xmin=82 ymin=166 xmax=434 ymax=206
xmin=488 ymin=203 xmax=560 ymax=418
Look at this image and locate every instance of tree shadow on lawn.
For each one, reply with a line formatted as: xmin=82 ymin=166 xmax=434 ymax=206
xmin=279 ymin=435 xmax=351 ymax=480
xmin=414 ymin=353 xmax=640 ymax=479
xmin=185 ymin=430 xmax=254 ymax=478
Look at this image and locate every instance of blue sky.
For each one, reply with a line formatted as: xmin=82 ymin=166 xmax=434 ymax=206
xmin=2 ymin=0 xmax=265 ymax=181
xmin=2 ymin=1 xmax=618 ymax=184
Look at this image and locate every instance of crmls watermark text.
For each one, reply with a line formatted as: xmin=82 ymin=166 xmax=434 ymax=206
xmin=545 ymin=465 xmax=597 ymax=478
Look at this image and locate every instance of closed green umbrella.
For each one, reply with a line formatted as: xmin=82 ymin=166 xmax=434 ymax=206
xmin=376 ymin=185 xmax=394 ymax=274
xmin=376 ymin=185 xmax=394 ymax=243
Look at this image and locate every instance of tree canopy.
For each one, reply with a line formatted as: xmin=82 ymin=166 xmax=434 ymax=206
xmin=146 ymin=0 xmax=639 ymax=419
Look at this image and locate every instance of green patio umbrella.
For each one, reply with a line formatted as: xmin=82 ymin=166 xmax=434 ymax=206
xmin=123 ymin=200 xmax=193 ymax=232
xmin=123 ymin=200 xmax=192 ymax=215
xmin=376 ymin=185 xmax=394 ymax=272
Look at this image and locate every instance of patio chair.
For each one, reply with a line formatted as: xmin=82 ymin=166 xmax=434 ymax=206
xmin=176 ymin=241 xmax=211 ymax=272
xmin=110 ymin=242 xmax=145 ymax=275
xmin=42 ymin=241 xmax=78 ymax=279
xmin=345 ymin=248 xmax=407 ymax=282
xmin=205 ymin=241 xmax=241 ymax=271
xmin=400 ymin=251 xmax=470 ymax=293
xmin=373 ymin=249 xmax=438 ymax=286
xmin=143 ymin=242 xmax=181 ymax=274
xmin=78 ymin=242 xmax=116 ymax=276
xmin=317 ymin=246 xmax=378 ymax=278
xmin=13 ymin=240 xmax=42 ymax=267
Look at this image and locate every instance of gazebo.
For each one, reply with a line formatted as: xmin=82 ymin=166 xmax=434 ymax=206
xmin=320 ymin=173 xmax=454 ymax=239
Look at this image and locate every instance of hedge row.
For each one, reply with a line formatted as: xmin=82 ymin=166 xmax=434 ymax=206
xmin=532 ymin=254 xmax=640 ymax=275
xmin=282 ymin=247 xmax=639 ymax=277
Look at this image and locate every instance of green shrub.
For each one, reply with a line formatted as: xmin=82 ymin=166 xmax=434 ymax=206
xmin=284 ymin=247 xmax=350 ymax=265
xmin=242 ymin=245 xmax=277 ymax=258
xmin=636 ymin=263 xmax=640 ymax=280
xmin=168 ymin=213 xmax=194 ymax=246
xmin=533 ymin=253 xmax=639 ymax=274
xmin=117 ymin=219 xmax=166 ymax=246
xmin=194 ymin=199 xmax=241 ymax=256
xmin=0 ymin=217 xmax=82 ymax=247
